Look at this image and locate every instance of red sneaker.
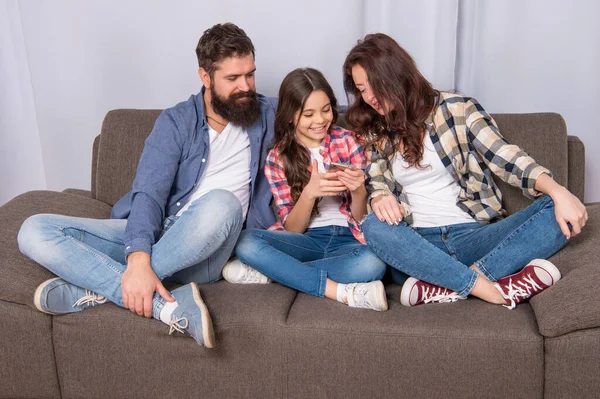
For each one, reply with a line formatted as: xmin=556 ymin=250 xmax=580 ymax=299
xmin=400 ymin=277 xmax=466 ymax=307
xmin=495 ymin=259 xmax=561 ymax=310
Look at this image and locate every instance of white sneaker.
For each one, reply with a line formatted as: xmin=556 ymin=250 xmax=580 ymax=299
xmin=344 ymin=280 xmax=388 ymax=311
xmin=222 ymin=258 xmax=271 ymax=284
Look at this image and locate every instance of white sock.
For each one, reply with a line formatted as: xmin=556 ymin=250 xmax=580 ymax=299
xmin=159 ymin=300 xmax=179 ymax=324
xmin=336 ymin=283 xmax=348 ymax=304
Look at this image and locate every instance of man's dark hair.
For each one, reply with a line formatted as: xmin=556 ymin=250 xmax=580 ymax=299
xmin=195 ymin=23 xmax=255 ymax=77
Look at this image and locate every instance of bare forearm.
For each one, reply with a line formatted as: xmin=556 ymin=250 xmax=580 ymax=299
xmin=284 ymin=191 xmax=316 ymax=233
xmin=534 ymin=173 xmax=568 ymax=198
xmin=350 ymin=186 xmax=368 ymax=222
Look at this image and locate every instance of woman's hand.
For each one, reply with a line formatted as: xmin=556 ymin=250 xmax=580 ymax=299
xmin=551 ymin=186 xmax=588 ymax=239
xmin=336 ymin=168 xmax=367 ymax=194
xmin=303 ymin=160 xmax=347 ymax=200
xmin=122 ymin=251 xmax=174 ymax=318
xmin=535 ymin=173 xmax=588 ymax=239
xmin=371 ymin=193 xmax=405 ymax=225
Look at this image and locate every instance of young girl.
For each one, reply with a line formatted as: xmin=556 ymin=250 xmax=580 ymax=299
xmin=342 ymin=33 xmax=588 ymax=309
xmin=223 ymin=67 xmax=388 ymax=311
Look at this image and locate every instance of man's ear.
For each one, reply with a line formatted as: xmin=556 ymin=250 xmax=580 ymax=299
xmin=198 ymin=68 xmax=211 ymax=88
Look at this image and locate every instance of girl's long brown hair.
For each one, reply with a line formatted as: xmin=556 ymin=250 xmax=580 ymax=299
xmin=272 ymin=68 xmax=338 ymax=213
xmin=343 ymin=33 xmax=436 ymax=167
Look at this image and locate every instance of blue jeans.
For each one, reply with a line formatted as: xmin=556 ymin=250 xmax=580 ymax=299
xmin=18 ymin=189 xmax=243 ymax=318
xmin=235 ymin=226 xmax=386 ymax=297
xmin=361 ymin=196 xmax=568 ymax=296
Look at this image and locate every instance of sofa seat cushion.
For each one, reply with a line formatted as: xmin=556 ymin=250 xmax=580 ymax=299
xmin=283 ymin=287 xmax=544 ymax=398
xmin=0 ymin=300 xmax=61 ymax=398
xmin=0 ymin=190 xmax=112 ymax=306
xmin=52 ymin=281 xmax=298 ymax=398
xmin=530 ymin=202 xmax=600 ymax=337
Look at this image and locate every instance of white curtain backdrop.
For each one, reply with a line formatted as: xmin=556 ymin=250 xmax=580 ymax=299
xmin=0 ymin=0 xmax=46 ymax=205
xmin=1 ymin=0 xmax=598 ymax=205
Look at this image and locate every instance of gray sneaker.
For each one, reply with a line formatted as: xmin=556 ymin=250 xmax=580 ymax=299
xmin=344 ymin=280 xmax=388 ymax=311
xmin=34 ymin=277 xmax=107 ymax=315
xmin=168 ymin=282 xmax=215 ymax=348
xmin=222 ymin=258 xmax=271 ymax=284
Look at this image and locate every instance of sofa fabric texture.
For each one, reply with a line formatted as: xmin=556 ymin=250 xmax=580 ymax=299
xmin=1 ymin=109 xmax=598 ymax=398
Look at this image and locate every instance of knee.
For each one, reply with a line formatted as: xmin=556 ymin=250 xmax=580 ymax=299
xmin=234 ymin=229 xmax=263 ymax=260
xmin=362 ymin=213 xmax=410 ymax=246
xmin=206 ymin=189 xmax=243 ymax=223
xmin=18 ymin=214 xmax=52 ymax=259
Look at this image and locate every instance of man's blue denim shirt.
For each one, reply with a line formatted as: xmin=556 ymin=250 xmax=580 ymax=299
xmin=111 ymin=90 xmax=277 ymax=258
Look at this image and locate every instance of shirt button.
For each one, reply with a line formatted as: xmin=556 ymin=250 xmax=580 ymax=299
xmin=176 ymin=202 xmax=181 ymax=206
xmin=202 ymin=158 xmax=206 ymax=163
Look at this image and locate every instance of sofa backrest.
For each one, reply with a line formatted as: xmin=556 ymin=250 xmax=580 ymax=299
xmin=93 ymin=110 xmax=571 ymax=215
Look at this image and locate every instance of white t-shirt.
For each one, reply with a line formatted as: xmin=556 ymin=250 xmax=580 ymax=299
xmin=391 ymin=134 xmax=474 ymax=227
xmin=177 ymin=123 xmax=251 ymax=218
xmin=307 ymin=147 xmax=348 ymax=229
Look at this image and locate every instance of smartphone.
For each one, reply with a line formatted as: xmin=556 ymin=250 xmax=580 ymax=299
xmin=329 ymin=162 xmax=356 ymax=172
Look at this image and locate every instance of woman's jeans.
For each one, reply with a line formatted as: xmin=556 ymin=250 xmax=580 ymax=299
xmin=361 ymin=196 xmax=568 ymax=296
xmin=17 ymin=189 xmax=243 ymax=318
xmin=235 ymin=225 xmax=386 ymax=297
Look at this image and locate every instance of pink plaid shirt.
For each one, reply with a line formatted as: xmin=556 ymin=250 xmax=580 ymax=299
xmin=265 ymin=126 xmax=367 ymax=244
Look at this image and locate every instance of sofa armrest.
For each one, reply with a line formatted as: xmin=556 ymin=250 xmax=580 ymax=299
xmin=91 ymin=134 xmax=100 ymax=199
xmin=62 ymin=188 xmax=92 ymax=198
xmin=568 ymin=135 xmax=585 ymax=202
xmin=530 ymin=202 xmax=600 ymax=337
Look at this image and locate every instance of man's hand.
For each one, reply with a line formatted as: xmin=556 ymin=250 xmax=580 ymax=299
xmin=371 ymin=193 xmax=405 ymax=225
xmin=121 ymin=251 xmax=174 ymax=318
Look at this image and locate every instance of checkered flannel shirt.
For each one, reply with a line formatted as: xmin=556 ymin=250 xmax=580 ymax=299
xmin=365 ymin=92 xmax=551 ymax=225
xmin=265 ymin=126 xmax=367 ymax=243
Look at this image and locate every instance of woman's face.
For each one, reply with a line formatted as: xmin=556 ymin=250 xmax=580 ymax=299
xmin=351 ymin=64 xmax=387 ymax=115
xmin=293 ymin=89 xmax=333 ymax=148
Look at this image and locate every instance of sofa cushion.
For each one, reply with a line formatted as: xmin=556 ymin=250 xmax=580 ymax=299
xmin=491 ymin=113 xmax=568 ymax=215
xmin=529 ymin=202 xmax=600 ymax=337
xmin=0 ymin=190 xmax=112 ymax=307
xmin=95 ymin=109 xmax=161 ymax=206
xmin=282 ymin=285 xmax=544 ymax=398
xmin=544 ymin=328 xmax=600 ymax=398
xmin=52 ymin=281 xmax=298 ymax=398
xmin=0 ymin=300 xmax=60 ymax=398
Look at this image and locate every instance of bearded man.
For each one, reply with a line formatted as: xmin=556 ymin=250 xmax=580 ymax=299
xmin=17 ymin=23 xmax=276 ymax=348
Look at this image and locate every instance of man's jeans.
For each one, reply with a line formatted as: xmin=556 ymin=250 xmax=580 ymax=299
xmin=18 ymin=189 xmax=243 ymax=318
xmin=235 ymin=226 xmax=386 ymax=297
xmin=361 ymin=196 xmax=568 ymax=296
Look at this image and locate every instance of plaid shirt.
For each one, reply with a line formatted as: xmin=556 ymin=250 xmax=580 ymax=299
xmin=265 ymin=126 xmax=367 ymax=243
xmin=365 ymin=92 xmax=551 ymax=225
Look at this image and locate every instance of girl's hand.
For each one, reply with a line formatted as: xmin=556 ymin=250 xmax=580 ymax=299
xmin=371 ymin=193 xmax=405 ymax=225
xmin=336 ymin=168 xmax=366 ymax=194
xmin=552 ymin=186 xmax=588 ymax=239
xmin=304 ymin=160 xmax=347 ymax=200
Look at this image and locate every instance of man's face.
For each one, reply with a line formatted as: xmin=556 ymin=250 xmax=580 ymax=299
xmin=203 ymin=54 xmax=260 ymax=127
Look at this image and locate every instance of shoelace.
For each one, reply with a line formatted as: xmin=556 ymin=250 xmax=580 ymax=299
xmin=72 ymin=290 xmax=108 ymax=308
xmin=497 ymin=274 xmax=543 ymax=310
xmin=242 ymin=266 xmax=267 ymax=283
xmin=168 ymin=316 xmax=189 ymax=335
xmin=345 ymin=283 xmax=374 ymax=308
xmin=421 ymin=285 xmax=465 ymax=304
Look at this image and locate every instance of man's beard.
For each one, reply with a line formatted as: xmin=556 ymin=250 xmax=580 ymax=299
xmin=210 ymin=87 xmax=260 ymax=128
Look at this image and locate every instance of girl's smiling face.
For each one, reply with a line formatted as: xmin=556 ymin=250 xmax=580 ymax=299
xmin=293 ymin=89 xmax=333 ymax=148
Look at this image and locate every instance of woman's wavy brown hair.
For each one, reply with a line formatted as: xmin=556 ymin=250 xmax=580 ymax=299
xmin=272 ymin=68 xmax=338 ymax=215
xmin=343 ymin=33 xmax=437 ymax=167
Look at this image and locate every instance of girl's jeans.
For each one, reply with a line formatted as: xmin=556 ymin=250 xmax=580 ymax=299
xmin=18 ymin=189 xmax=243 ymax=318
xmin=235 ymin=225 xmax=386 ymax=297
xmin=361 ymin=196 xmax=568 ymax=296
